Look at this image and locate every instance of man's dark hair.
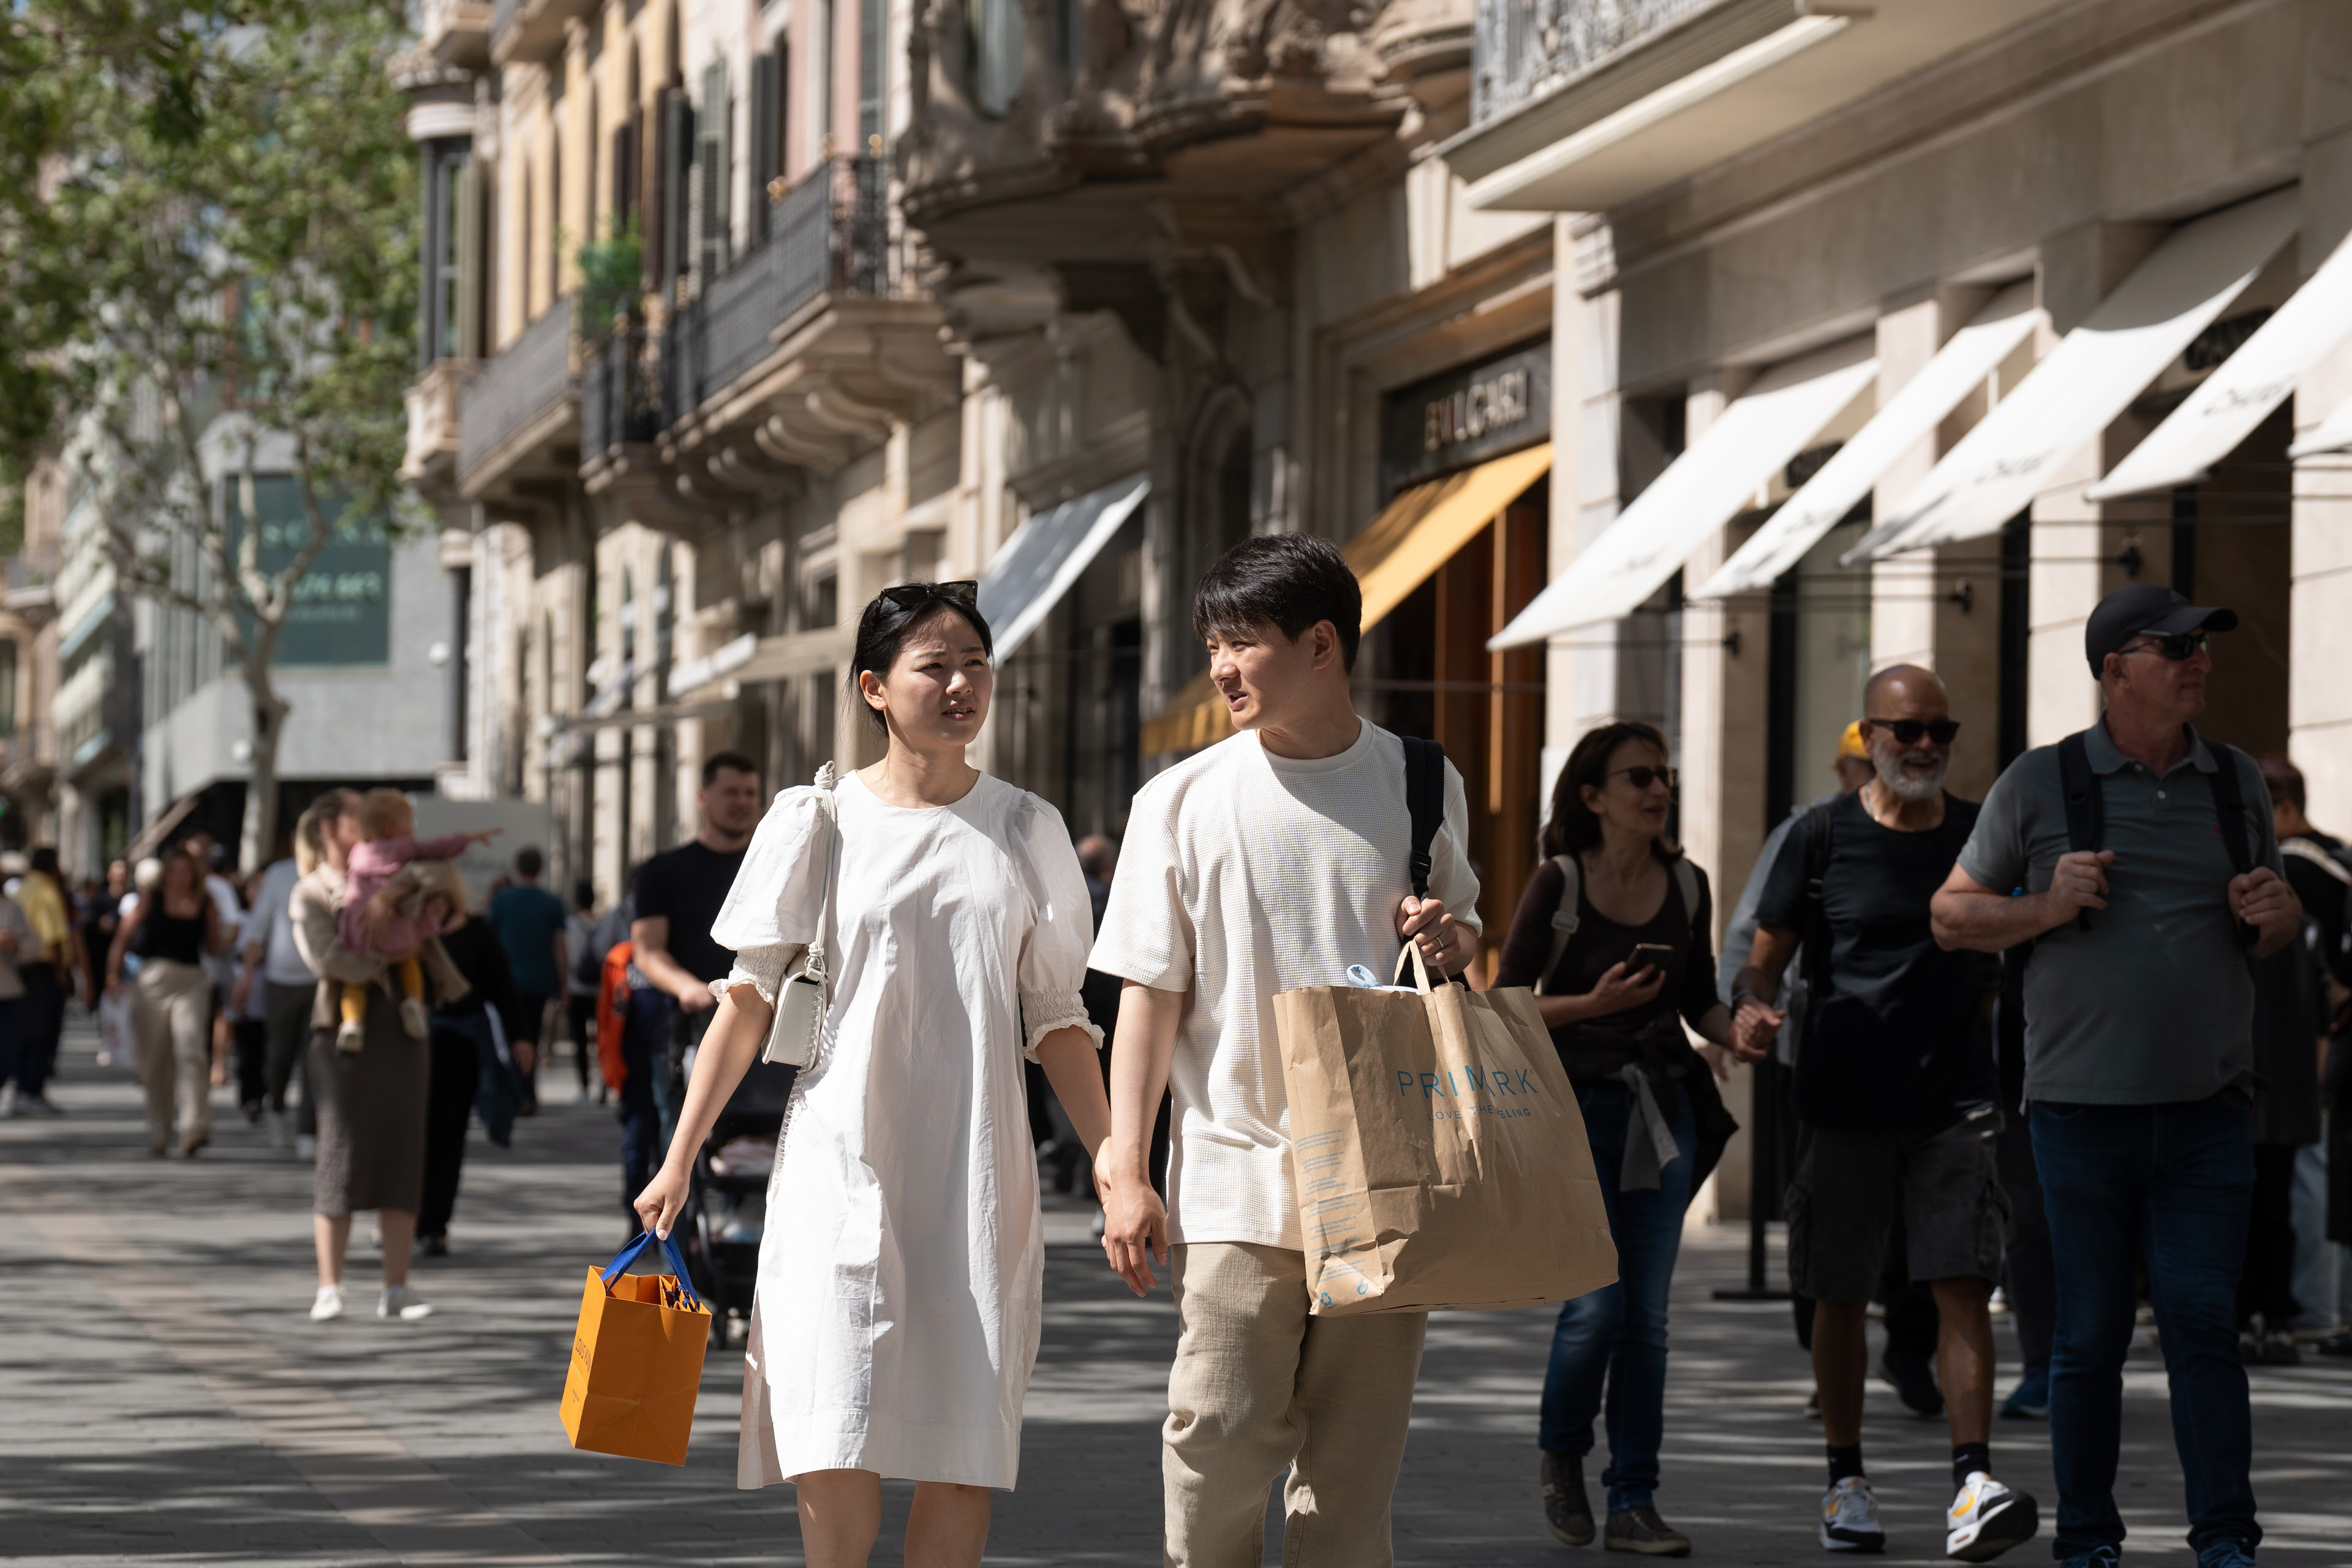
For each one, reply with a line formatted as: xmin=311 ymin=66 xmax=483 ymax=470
xmin=514 ymin=845 xmax=545 ymax=880
xmin=701 ymin=750 xmax=759 ymax=787
xmin=848 ymin=586 xmax=995 ymax=734
xmin=573 ymin=877 xmax=595 ymax=911
xmin=1191 ymin=534 xmax=1362 ymax=672
xmin=2258 ymin=753 xmax=2305 ymax=812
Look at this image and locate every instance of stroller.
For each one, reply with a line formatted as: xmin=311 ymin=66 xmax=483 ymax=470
xmin=678 ymin=1054 xmax=797 ymax=1346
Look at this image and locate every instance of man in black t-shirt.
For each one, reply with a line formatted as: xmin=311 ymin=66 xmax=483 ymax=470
xmin=1732 ymin=666 xmax=2035 ymax=1563
xmin=618 ymin=751 xmax=763 ymax=1218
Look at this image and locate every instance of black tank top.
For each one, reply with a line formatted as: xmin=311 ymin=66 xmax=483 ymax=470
xmin=135 ymin=907 xmax=208 ymax=965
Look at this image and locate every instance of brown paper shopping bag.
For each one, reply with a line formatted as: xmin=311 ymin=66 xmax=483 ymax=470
xmin=559 ymin=1231 xmax=713 ymax=1465
xmin=1276 ymin=946 xmax=1618 ymax=1316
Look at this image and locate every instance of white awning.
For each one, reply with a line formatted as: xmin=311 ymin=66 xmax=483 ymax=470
xmin=2089 ymin=224 xmax=2352 ymax=497
xmin=1692 ymin=284 xmax=2038 ymax=600
xmin=1489 ymin=339 xmax=1877 ymax=648
xmin=975 ymin=473 xmax=1150 ymax=660
xmin=1853 ymin=188 xmax=2301 ymax=561
xmin=2289 ymin=396 xmax=2352 ymax=459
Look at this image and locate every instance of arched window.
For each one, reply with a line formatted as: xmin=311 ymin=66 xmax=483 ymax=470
xmin=972 ymin=0 xmax=1025 ymax=117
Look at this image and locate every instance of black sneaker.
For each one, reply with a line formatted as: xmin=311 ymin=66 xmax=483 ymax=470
xmin=1604 ymin=1506 xmax=1691 ymax=1557
xmin=1879 ymin=1347 xmax=1945 ymax=1417
xmin=1540 ymin=1451 xmax=1594 ymax=1547
xmin=417 ymin=1235 xmax=449 ymax=1259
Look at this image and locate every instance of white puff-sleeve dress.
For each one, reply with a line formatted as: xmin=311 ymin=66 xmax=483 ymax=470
xmin=710 ymin=769 xmax=1101 ymax=1491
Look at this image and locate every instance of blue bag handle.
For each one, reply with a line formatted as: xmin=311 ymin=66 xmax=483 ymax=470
xmin=600 ymin=1230 xmax=705 ymax=1313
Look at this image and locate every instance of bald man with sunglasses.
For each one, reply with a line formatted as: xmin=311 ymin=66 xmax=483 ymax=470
xmin=1930 ymin=585 xmax=2299 ymax=1568
xmin=1733 ymin=665 xmax=2036 ymax=1561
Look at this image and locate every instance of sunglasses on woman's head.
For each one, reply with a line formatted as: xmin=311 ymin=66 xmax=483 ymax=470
xmin=879 ymin=579 xmax=979 ymax=611
xmin=1865 ymin=717 xmax=1961 ymax=746
xmin=1608 ymin=766 xmax=1678 ymax=790
xmin=2122 ymin=631 xmax=2209 ymax=663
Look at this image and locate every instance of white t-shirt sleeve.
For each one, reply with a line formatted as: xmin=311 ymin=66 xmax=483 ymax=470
xmin=1011 ymin=796 xmax=1105 ymax=1061
xmin=1433 ymin=759 xmax=1483 ymax=942
xmin=1088 ymin=777 xmax=1196 ymax=992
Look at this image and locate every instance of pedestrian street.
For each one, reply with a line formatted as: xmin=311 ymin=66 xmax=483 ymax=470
xmin=5 ymin=1027 xmax=2350 ymax=1567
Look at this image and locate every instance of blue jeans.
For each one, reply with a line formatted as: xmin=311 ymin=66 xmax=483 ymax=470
xmin=1540 ymin=1080 xmax=1697 ymax=1514
xmin=2032 ymin=1091 xmax=2259 ymax=1560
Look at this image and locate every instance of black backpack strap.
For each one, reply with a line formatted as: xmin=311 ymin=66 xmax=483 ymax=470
xmin=1401 ymin=736 xmax=1446 ymax=900
xmin=2201 ymin=735 xmax=2260 ymax=950
xmin=2057 ymin=731 xmax=2101 ymax=932
xmin=1798 ymin=801 xmax=1836 ymax=1002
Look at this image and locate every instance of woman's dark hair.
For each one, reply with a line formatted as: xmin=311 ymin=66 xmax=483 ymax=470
xmin=2258 ymin=753 xmax=2305 ymax=812
xmin=1541 ymin=720 xmax=1673 ymax=861
xmin=848 ymin=583 xmax=995 ymax=733
xmin=1191 ymin=534 xmax=1362 ymax=672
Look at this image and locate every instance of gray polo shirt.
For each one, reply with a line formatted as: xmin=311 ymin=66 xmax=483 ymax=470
xmin=1956 ymin=721 xmax=2280 ymax=1106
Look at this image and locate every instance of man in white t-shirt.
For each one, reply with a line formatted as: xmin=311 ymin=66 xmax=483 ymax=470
xmin=1090 ymin=534 xmax=1482 ymax=1567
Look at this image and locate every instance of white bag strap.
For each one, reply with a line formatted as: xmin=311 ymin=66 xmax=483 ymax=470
xmin=1540 ymin=853 xmax=1580 ymax=995
xmin=2283 ymin=836 xmax=2352 ymax=886
xmin=804 ymin=761 xmax=843 ymax=980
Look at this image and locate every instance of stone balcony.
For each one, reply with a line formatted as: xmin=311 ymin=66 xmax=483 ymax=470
xmin=402 ymin=356 xmax=481 ymax=503
xmin=491 ymin=0 xmax=597 ymax=66
xmin=1447 ymin=0 xmax=2080 ymax=212
xmin=420 ymin=0 xmax=494 ymax=70
xmin=580 ymin=157 xmax=958 ymax=526
xmin=458 ymin=296 xmax=579 ymax=508
xmin=899 ymin=0 xmax=1469 ymax=320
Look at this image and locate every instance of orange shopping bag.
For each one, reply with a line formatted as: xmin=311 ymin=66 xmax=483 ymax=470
xmin=560 ymin=1231 xmax=712 ymax=1465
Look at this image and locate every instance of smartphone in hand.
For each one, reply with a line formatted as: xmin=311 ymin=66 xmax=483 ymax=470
xmin=1627 ymin=942 xmax=1674 ymax=978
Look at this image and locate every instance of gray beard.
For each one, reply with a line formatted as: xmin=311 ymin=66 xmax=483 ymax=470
xmin=1874 ymin=747 xmax=1948 ymax=802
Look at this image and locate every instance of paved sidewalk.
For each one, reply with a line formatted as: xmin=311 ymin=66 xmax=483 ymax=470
xmin=4 ymin=1025 xmax=2350 ymax=1566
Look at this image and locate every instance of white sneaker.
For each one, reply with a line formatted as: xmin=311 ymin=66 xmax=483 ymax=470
xmin=0 ymin=1085 xmax=16 ymax=1118
xmin=335 ymin=1019 xmax=364 ymax=1053
xmin=310 ymin=1284 xmax=346 ymax=1321
xmin=398 ymin=996 xmax=429 ymax=1039
xmin=263 ymin=1106 xmax=287 ymax=1150
xmin=1947 ymin=1472 xmax=2038 ymax=1562
xmin=379 ymin=1283 xmax=434 ymax=1321
xmin=1820 ymin=1476 xmax=1885 ymax=1553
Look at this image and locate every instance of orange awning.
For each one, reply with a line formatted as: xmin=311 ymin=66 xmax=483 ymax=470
xmin=1139 ymin=442 xmax=1551 ymax=756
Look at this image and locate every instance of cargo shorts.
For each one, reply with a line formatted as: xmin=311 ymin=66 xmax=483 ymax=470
xmin=1785 ymin=1102 xmax=2009 ymax=1303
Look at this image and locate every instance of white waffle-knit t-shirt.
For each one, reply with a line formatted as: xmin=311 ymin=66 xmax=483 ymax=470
xmin=1088 ymin=720 xmax=1482 ymax=1250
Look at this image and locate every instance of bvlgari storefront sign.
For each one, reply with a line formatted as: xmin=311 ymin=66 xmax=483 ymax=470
xmin=1381 ymin=339 xmax=1551 ymax=494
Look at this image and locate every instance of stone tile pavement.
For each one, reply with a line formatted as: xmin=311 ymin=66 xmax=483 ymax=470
xmin=4 ymin=1022 xmax=2350 ymax=1566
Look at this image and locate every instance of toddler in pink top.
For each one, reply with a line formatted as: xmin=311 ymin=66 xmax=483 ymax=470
xmin=336 ymin=788 xmax=498 ymax=1049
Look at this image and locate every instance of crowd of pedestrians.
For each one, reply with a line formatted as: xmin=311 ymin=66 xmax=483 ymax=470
xmin=9 ymin=541 xmax=2351 ymax=1568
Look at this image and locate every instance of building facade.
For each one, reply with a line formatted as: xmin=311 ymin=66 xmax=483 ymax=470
xmin=1444 ymin=0 xmax=2352 ymax=1210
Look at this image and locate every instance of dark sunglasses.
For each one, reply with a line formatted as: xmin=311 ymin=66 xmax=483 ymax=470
xmin=1864 ymin=717 xmax=1961 ymax=746
xmin=2122 ymin=631 xmax=2209 ymax=662
xmin=1608 ymin=765 xmax=1678 ymax=791
xmin=878 ymin=579 xmax=979 ymax=611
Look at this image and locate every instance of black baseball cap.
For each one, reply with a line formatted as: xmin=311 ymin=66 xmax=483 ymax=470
xmin=2084 ymin=584 xmax=2237 ymax=675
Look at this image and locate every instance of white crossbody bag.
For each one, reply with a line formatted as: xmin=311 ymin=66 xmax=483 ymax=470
xmin=760 ymin=761 xmax=842 ymax=1068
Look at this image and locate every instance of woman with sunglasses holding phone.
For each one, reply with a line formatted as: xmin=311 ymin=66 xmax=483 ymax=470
xmin=1494 ymin=720 xmax=1738 ymax=1556
xmin=633 ymin=581 xmax=1114 ymax=1568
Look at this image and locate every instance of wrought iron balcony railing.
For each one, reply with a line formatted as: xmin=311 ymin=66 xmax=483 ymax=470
xmin=660 ymin=156 xmax=900 ymax=429
xmin=581 ymin=328 xmax=660 ymax=459
xmin=1472 ymin=0 xmax=1718 ymax=125
xmin=458 ymin=293 xmax=576 ymax=482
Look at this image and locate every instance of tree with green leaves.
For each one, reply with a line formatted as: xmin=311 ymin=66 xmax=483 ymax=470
xmin=0 ymin=2 xmax=417 ymax=870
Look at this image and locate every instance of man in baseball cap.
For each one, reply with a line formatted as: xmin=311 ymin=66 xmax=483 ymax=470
xmin=2082 ymin=583 xmax=2238 ymax=676
xmin=1930 ymin=582 xmax=2295 ymax=1568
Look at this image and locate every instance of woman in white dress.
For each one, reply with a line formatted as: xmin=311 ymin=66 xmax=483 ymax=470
xmin=635 ymin=581 xmax=1114 ymax=1568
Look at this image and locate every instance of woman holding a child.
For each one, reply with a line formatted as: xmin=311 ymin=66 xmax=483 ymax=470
xmin=288 ymin=789 xmax=448 ymax=1323
xmin=633 ymin=581 xmax=1114 ymax=1568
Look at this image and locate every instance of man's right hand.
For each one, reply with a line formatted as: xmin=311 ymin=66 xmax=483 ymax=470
xmin=2044 ymin=849 xmax=2114 ymax=922
xmin=1732 ymin=996 xmax=1784 ymax=1060
xmin=673 ymin=978 xmax=715 ymax=1013
xmin=1099 ymin=1170 xmax=1169 ymax=1297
